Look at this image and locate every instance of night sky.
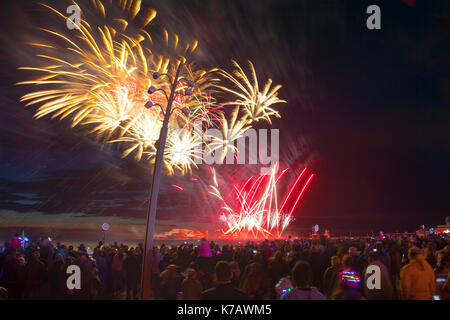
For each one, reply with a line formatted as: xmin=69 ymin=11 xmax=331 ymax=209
xmin=0 ymin=0 xmax=449 ymax=243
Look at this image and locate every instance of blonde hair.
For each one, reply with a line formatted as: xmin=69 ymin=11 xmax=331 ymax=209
xmin=408 ymin=247 xmax=425 ymax=270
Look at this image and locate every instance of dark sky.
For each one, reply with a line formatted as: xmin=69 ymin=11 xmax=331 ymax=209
xmin=0 ymin=0 xmax=449 ymax=242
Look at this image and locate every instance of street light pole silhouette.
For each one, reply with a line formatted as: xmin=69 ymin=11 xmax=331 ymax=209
xmin=141 ymin=61 xmax=195 ymax=300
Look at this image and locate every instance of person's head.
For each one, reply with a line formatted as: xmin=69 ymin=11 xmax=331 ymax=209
xmin=241 ymin=262 xmax=264 ymax=293
xmin=253 ymin=251 xmax=262 ymax=261
xmin=9 ymin=247 xmax=17 ymax=257
xmin=331 ymin=255 xmax=340 ymax=267
xmin=31 ymin=250 xmax=40 ymax=260
xmin=215 ymin=261 xmax=232 ymax=282
xmin=291 ymin=260 xmax=313 ymax=287
xmin=199 ymin=239 xmax=212 ymax=257
xmin=408 ymin=247 xmax=422 ymax=261
xmin=17 ymin=255 xmax=26 ymax=266
xmin=229 ymin=261 xmax=240 ymax=275
xmin=185 ymin=268 xmax=197 ymax=280
xmin=66 ymin=256 xmax=75 ymax=266
xmin=342 ymin=254 xmax=353 ymax=268
xmin=187 ymin=260 xmax=197 ymax=268
xmin=274 ymin=251 xmax=283 ymax=260
xmin=348 ymin=247 xmax=359 ymax=257
xmin=160 ymin=264 xmax=178 ymax=280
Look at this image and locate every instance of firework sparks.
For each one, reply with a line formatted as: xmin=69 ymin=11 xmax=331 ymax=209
xmin=17 ymin=1 xmax=284 ymax=175
xmin=17 ymin=1 xmax=214 ymax=174
xmin=217 ymin=60 xmax=286 ymax=124
xmin=170 ymin=184 xmax=184 ymax=191
xmin=164 ymin=128 xmax=202 ymax=175
xmin=205 ymin=107 xmax=251 ymax=162
xmin=209 ymin=164 xmax=314 ymax=239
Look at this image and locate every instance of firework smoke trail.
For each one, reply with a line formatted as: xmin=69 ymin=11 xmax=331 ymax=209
xmin=209 ymin=164 xmax=314 ymax=239
xmin=16 ymin=0 xmax=285 ymax=176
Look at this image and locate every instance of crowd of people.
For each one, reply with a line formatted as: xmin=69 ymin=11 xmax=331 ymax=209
xmin=0 ymin=232 xmax=449 ymax=300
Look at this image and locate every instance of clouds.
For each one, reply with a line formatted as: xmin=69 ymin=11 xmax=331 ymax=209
xmin=0 ymin=162 xmax=204 ymax=217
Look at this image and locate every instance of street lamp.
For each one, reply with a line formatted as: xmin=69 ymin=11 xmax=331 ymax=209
xmin=141 ymin=61 xmax=195 ymax=299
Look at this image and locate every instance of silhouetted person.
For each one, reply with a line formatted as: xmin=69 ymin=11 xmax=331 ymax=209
xmin=201 ymin=261 xmax=248 ymax=300
xmin=122 ymin=249 xmax=140 ymax=299
xmin=281 ymin=261 xmax=326 ymax=300
xmin=181 ymin=268 xmax=203 ymax=300
xmin=24 ymin=250 xmax=46 ymax=299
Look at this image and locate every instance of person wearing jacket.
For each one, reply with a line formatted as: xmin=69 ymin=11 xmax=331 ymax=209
xmin=399 ymin=247 xmax=436 ymax=300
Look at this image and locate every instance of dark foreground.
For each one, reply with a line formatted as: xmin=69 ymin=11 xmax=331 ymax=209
xmin=0 ymin=233 xmax=449 ymax=300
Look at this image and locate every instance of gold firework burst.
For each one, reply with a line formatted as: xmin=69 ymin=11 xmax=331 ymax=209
xmin=17 ymin=1 xmax=285 ymax=175
xmin=217 ymin=60 xmax=286 ymax=124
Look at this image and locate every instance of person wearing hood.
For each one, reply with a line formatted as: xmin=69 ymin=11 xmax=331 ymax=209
xmin=399 ymin=247 xmax=436 ymax=300
xmin=198 ymin=238 xmax=212 ymax=258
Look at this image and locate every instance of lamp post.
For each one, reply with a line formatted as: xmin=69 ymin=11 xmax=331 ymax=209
xmin=141 ymin=61 xmax=195 ymax=300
